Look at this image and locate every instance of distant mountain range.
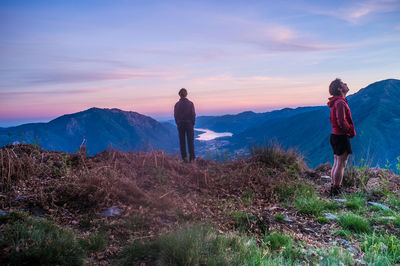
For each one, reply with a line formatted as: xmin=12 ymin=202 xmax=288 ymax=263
xmin=197 ymin=79 xmax=400 ymax=168
xmin=0 ymin=108 xmax=179 ymax=155
xmin=1 ymin=79 xmax=399 ymax=168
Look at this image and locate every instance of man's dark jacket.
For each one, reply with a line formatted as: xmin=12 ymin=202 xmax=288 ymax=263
xmin=174 ymin=98 xmax=195 ymax=125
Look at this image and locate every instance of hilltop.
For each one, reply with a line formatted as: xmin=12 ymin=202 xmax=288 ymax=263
xmin=1 ymin=144 xmax=400 ymax=265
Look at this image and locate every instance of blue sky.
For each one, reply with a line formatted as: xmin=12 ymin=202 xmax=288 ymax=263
xmin=1 ymin=0 xmax=399 ymax=126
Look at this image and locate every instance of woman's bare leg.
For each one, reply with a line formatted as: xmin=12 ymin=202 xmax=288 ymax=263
xmin=331 ymin=155 xmax=338 ymax=186
xmin=335 ymin=153 xmax=349 ymax=187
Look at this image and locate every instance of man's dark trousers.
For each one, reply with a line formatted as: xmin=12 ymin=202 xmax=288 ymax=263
xmin=178 ymin=121 xmax=195 ymax=161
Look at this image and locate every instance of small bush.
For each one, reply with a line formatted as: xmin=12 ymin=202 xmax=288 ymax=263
xmin=338 ymin=213 xmax=371 ymax=233
xmin=0 ymin=212 xmax=83 ymax=265
xmin=251 ymin=144 xmax=305 ymax=171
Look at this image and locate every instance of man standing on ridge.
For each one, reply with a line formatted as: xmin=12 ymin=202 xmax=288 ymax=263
xmin=328 ymin=78 xmax=356 ymax=196
xmin=174 ymin=88 xmax=196 ymax=162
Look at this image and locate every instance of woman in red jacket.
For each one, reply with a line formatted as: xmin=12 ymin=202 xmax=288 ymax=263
xmin=327 ymin=78 xmax=356 ymax=196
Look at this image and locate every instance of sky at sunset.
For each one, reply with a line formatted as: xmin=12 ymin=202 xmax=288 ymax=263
xmin=1 ymin=0 xmax=400 ymax=126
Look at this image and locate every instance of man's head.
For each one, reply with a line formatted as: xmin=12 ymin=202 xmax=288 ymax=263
xmin=179 ymin=88 xmax=188 ymax=98
xmin=329 ymin=78 xmax=349 ymax=96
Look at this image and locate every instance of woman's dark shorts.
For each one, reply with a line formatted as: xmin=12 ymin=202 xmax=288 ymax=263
xmin=330 ymin=134 xmax=352 ymax=155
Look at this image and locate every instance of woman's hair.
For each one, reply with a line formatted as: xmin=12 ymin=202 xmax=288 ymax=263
xmin=179 ymin=88 xmax=188 ymax=98
xmin=329 ymin=78 xmax=342 ymax=96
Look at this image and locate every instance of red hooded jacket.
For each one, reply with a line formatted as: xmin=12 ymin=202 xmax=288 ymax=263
xmin=327 ymin=96 xmax=356 ymax=138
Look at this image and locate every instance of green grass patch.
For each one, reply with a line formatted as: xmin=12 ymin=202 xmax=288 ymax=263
xmin=118 ymin=224 xmax=369 ymax=265
xmin=338 ymin=213 xmax=371 ymax=233
xmin=293 ymin=188 xmax=340 ymax=216
xmin=119 ymin=225 xmax=295 ymax=265
xmin=0 ymin=212 xmax=83 ymax=265
xmin=385 ymin=193 xmax=400 ymax=211
xmin=345 ymin=193 xmax=366 ymax=210
xmin=274 ymin=214 xmax=285 ymax=222
xmin=315 ymin=216 xmax=329 ymax=224
xmin=231 ymin=211 xmax=257 ymax=232
xmin=361 ymin=233 xmax=400 ymax=265
xmin=334 ymin=228 xmax=353 ymax=240
xmin=264 ymin=231 xmax=293 ymax=252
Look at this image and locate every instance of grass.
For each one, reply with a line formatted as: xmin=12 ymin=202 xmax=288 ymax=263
xmin=119 ymin=225 xmax=265 ymax=265
xmin=230 ymin=211 xmax=259 ymax=233
xmin=345 ymin=193 xmax=366 ymax=210
xmin=79 ymin=232 xmax=107 ymax=252
xmin=292 ymin=185 xmax=340 ymax=216
xmin=251 ymin=143 xmax=305 ymax=171
xmin=361 ymin=233 xmax=400 ymax=265
xmin=264 ymin=231 xmax=293 ymax=252
xmin=274 ymin=181 xmax=340 ymax=216
xmin=119 ymin=225 xmax=305 ymax=265
xmin=315 ymin=216 xmax=329 ymax=224
xmin=118 ymin=225 xmax=363 ymax=265
xmin=385 ymin=192 xmax=400 ymax=211
xmin=338 ymin=213 xmax=371 ymax=233
xmin=0 ymin=212 xmax=84 ymax=266
xmin=274 ymin=214 xmax=285 ymax=222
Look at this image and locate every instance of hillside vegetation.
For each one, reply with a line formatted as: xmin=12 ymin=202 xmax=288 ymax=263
xmin=1 ymin=144 xmax=400 ymax=265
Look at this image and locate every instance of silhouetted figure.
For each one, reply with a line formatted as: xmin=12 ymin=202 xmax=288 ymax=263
xmin=328 ymin=78 xmax=356 ymax=196
xmin=174 ymin=88 xmax=196 ymax=162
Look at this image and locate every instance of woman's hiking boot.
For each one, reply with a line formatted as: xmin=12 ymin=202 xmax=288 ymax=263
xmin=330 ymin=185 xmax=342 ymax=197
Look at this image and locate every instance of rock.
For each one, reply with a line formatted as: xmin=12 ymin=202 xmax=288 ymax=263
xmin=160 ymin=217 xmax=175 ymax=225
xmin=15 ymin=195 xmax=29 ymax=200
xmin=368 ymin=202 xmax=391 ymax=210
xmin=325 ymin=212 xmax=338 ymax=220
xmin=332 ymin=198 xmax=347 ymax=203
xmin=337 ymin=239 xmax=350 ymax=246
xmin=347 ymin=246 xmax=359 ymax=254
xmin=380 ymin=216 xmax=395 ymax=220
xmin=283 ymin=217 xmax=292 ymax=222
xmin=101 ymin=206 xmax=124 ymax=217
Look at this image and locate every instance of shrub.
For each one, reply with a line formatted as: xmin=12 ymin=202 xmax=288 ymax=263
xmin=0 ymin=212 xmax=83 ymax=265
xmin=251 ymin=144 xmax=305 ymax=172
xmin=338 ymin=213 xmax=371 ymax=233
